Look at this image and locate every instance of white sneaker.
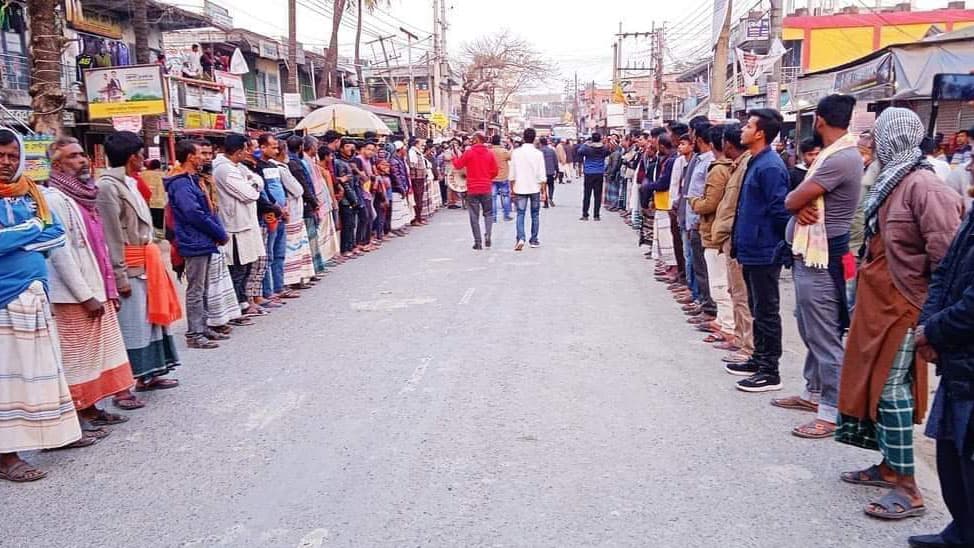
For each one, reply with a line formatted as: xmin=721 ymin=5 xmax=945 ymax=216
xmin=515 ymin=240 xmax=525 ymax=251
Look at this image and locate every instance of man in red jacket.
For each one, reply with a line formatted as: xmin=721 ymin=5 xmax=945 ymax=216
xmin=453 ymin=132 xmax=499 ymax=250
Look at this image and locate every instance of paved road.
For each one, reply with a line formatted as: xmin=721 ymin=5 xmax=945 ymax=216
xmin=6 ymin=180 xmax=948 ymax=547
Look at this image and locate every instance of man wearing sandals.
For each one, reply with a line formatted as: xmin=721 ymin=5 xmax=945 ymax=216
xmin=0 ymin=127 xmax=82 ymax=482
xmin=835 ymin=108 xmax=963 ymax=522
xmin=46 ymin=137 xmax=141 ymax=440
xmin=97 ymin=131 xmax=182 ymax=392
xmin=775 ymin=95 xmax=863 ymax=439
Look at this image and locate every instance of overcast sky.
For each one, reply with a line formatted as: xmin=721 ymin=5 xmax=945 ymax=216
xmin=168 ymin=0 xmax=955 ymax=90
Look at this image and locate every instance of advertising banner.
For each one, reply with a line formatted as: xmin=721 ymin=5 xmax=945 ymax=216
xmin=83 ymin=65 xmax=166 ymax=119
xmin=23 ymin=135 xmax=55 ymax=182
xmin=214 ymin=70 xmax=247 ymax=108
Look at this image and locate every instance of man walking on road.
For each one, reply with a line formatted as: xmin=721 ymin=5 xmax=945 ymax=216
xmin=489 ymin=134 xmax=512 ymax=221
xmin=540 ymin=137 xmax=558 ymax=208
xmin=578 ymin=132 xmax=610 ymax=221
xmin=510 ymin=128 xmax=547 ymax=250
xmin=727 ymin=109 xmax=792 ymax=393
xmin=452 ymin=132 xmax=498 ymax=250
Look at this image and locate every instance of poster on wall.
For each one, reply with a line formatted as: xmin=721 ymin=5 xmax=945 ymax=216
xmin=23 ymin=135 xmax=55 ymax=182
xmin=214 ymin=71 xmax=247 ymax=108
xmin=228 ymin=109 xmax=246 ymax=133
xmin=83 ymin=65 xmax=165 ymax=118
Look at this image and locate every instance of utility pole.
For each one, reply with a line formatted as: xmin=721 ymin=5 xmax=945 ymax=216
xmin=401 ymin=27 xmax=418 ymax=136
xmin=286 ymin=0 xmax=299 ymax=128
xmin=769 ymin=0 xmax=784 ymax=110
xmin=432 ymin=0 xmax=440 ymax=111
xmin=439 ymin=0 xmax=450 ymax=123
xmin=574 ymin=71 xmax=580 ymax=136
xmin=710 ymin=0 xmax=732 ymax=117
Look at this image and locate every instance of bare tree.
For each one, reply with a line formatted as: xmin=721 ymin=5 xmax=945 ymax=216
xmin=28 ymin=0 xmax=66 ymax=135
xmin=320 ymin=0 xmax=348 ymax=97
xmin=458 ymin=31 xmax=556 ymax=132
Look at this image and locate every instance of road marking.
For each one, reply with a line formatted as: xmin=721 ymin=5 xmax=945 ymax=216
xmin=297 ymin=528 xmax=329 ymax=547
xmin=400 ymin=356 xmax=432 ymax=394
xmin=459 ymin=287 xmax=476 ymax=305
xmin=350 ymin=297 xmax=436 ymax=311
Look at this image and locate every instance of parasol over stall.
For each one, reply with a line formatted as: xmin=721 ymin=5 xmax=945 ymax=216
xmin=295 ymin=104 xmax=391 ymax=136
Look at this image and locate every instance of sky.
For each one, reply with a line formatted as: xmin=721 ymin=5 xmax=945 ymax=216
xmin=166 ymin=0 xmax=955 ymax=91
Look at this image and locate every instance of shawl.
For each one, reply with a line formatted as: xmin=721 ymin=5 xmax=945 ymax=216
xmin=49 ymin=170 xmax=117 ymax=298
xmin=0 ymin=175 xmax=52 ymax=224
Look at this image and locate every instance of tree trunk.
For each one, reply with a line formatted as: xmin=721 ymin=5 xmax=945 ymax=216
xmin=322 ymin=0 xmax=346 ymax=98
xmin=132 ymin=0 xmax=157 ymax=144
xmin=27 ymin=0 xmax=65 ymax=135
xmin=354 ymin=0 xmax=369 ymax=104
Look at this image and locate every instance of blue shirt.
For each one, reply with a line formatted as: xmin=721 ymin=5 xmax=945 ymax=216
xmin=685 ymin=151 xmax=714 ymax=230
xmin=0 ymin=195 xmax=65 ymax=309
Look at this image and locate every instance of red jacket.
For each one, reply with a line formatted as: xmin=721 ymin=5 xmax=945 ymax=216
xmin=452 ymin=144 xmax=498 ymax=194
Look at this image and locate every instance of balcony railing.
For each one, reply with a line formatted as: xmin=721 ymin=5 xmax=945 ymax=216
xmin=0 ymin=53 xmax=29 ymax=92
xmin=247 ymin=89 xmax=283 ymax=113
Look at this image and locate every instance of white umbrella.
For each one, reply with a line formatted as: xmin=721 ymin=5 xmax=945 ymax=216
xmin=295 ymin=104 xmax=391 ymax=136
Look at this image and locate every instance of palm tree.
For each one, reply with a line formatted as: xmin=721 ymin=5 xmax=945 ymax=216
xmin=27 ymin=0 xmax=65 ymax=134
xmin=321 ymin=0 xmax=347 ymax=97
xmin=355 ymin=0 xmax=389 ymax=104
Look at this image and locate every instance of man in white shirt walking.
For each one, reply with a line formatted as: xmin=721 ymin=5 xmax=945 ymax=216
xmin=509 ymin=128 xmax=547 ymax=250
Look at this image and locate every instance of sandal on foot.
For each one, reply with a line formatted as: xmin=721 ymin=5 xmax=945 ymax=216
xmin=45 ymin=435 xmax=99 ymax=451
xmin=792 ymin=419 xmax=835 ymax=439
xmin=229 ymin=317 xmax=255 ymax=327
xmin=722 ymin=352 xmax=751 ymax=364
xmin=0 ymin=460 xmax=47 ymax=482
xmin=112 ymin=396 xmax=146 ymax=411
xmin=771 ymin=395 xmax=819 ymax=412
xmin=89 ymin=409 xmax=129 ymax=427
xmin=864 ymin=490 xmax=927 ymax=520
xmin=840 ymin=465 xmax=896 ymax=489
xmin=713 ymin=341 xmax=741 ymax=351
xmin=135 ymin=378 xmax=180 ymax=392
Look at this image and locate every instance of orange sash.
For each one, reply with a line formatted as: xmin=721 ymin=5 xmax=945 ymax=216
xmin=123 ymin=243 xmax=183 ymax=326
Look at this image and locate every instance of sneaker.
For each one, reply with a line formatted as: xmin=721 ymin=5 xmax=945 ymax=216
xmin=529 ymin=241 xmax=540 ymax=248
xmin=472 ymin=243 xmax=483 ymax=250
xmin=485 ymin=236 xmax=492 ymax=248
xmin=579 ymin=216 xmax=589 ymax=221
xmin=725 ymin=361 xmax=759 ymax=376
xmin=515 ymin=240 xmax=525 ymax=251
xmin=736 ymin=373 xmax=783 ymax=392
xmin=593 ymin=216 xmax=602 ymax=221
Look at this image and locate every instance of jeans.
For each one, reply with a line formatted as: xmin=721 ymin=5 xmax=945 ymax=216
xmin=263 ymin=222 xmax=286 ymax=296
xmin=492 ymin=180 xmax=511 ymax=221
xmin=689 ymin=229 xmax=714 ymax=315
xmin=467 ymin=193 xmax=493 ymax=245
xmin=793 ymin=260 xmax=845 ymax=422
xmin=937 ymin=435 xmax=974 ymax=544
xmin=515 ymin=192 xmax=541 ymax=244
xmin=683 ymin=230 xmax=698 ymax=300
xmin=183 ymin=254 xmax=211 ymax=336
xmin=582 ymin=173 xmax=603 ymax=218
xmin=356 ymin=201 xmax=373 ymax=245
xmin=743 ymin=264 xmax=783 ymax=376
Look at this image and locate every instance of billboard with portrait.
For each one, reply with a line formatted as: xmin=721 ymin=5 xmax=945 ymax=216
xmin=83 ymin=64 xmax=166 ymax=118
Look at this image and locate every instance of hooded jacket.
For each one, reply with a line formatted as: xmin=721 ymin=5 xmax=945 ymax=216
xmin=577 ymin=141 xmax=610 ymax=175
xmin=165 ymin=171 xmax=227 ymax=257
xmin=452 ymin=143 xmax=498 ymax=195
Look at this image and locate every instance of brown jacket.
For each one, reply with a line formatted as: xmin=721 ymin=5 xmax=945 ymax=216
xmin=690 ymin=158 xmax=734 ymax=249
xmin=711 ymin=152 xmax=751 ymax=248
xmin=95 ymin=167 xmax=155 ymax=294
xmin=491 ymin=145 xmax=511 ymax=182
xmin=879 ymin=168 xmax=964 ymax=310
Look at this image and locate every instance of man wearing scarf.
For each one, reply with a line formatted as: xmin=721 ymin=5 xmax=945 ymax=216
xmin=97 ymin=131 xmax=182 ymax=392
xmin=777 ymin=95 xmax=863 ymax=440
xmin=835 ymin=108 xmax=963 ymax=521
xmin=45 ymin=137 xmax=142 ymax=440
xmin=0 ymin=127 xmax=80 ymax=483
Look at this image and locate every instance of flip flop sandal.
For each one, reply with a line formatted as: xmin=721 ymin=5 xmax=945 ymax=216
xmin=112 ymin=396 xmax=146 ymax=411
xmin=0 ymin=460 xmax=48 ymax=482
xmin=792 ymin=420 xmax=835 ymax=439
xmin=840 ymin=465 xmax=896 ymax=489
xmin=229 ymin=317 xmax=255 ymax=327
xmin=771 ymin=396 xmax=819 ymax=412
xmin=89 ymin=409 xmax=130 ymax=427
xmin=722 ymin=352 xmax=751 ymax=364
xmin=864 ymin=491 xmax=927 ymax=520
xmin=697 ymin=324 xmax=720 ymax=333
xmin=713 ymin=341 xmax=741 ymax=351
xmin=135 ymin=378 xmax=180 ymax=392
xmin=45 ymin=435 xmax=98 ymax=451
xmin=280 ymin=292 xmax=301 ymax=299
xmin=79 ymin=425 xmax=111 ymax=439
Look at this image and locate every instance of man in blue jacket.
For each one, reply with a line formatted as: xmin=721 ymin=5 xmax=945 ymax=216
xmin=727 ymin=108 xmax=791 ymax=392
xmin=577 ymin=132 xmax=610 ymax=221
xmin=166 ymin=139 xmax=228 ymax=349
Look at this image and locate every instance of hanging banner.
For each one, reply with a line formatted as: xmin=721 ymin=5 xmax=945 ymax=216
xmin=832 ymin=53 xmax=894 ymax=95
xmin=112 ymin=115 xmax=143 ymax=133
xmin=83 ymin=65 xmax=166 ymax=119
xmin=283 ymin=93 xmax=303 ymax=119
xmin=213 ymin=71 xmax=247 ymax=108
xmin=23 ymin=135 xmax=55 ymax=182
xmin=736 ymin=39 xmax=788 ymax=89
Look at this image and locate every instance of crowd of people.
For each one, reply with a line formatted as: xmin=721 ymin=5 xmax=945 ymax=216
xmin=0 ymin=126 xmax=456 ymax=482
xmin=587 ymin=96 xmax=974 ymax=546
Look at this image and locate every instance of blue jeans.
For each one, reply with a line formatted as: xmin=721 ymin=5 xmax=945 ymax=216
xmin=263 ymin=221 xmax=286 ymax=296
xmin=514 ymin=193 xmax=541 ymax=244
xmin=492 ymin=180 xmax=511 ymax=221
xmin=682 ymin=229 xmax=699 ymax=300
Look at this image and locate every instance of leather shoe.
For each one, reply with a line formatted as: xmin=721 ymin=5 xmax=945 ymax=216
xmin=908 ymin=535 xmax=953 ymax=548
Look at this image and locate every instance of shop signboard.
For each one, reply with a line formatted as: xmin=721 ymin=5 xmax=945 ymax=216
xmin=65 ymin=0 xmax=123 ymax=39
xmin=283 ymin=93 xmax=303 ymax=119
xmin=83 ymin=65 xmax=166 ymax=119
xmin=832 ymin=53 xmax=894 ymax=95
xmin=23 ymin=135 xmax=55 ymax=182
xmin=203 ymin=0 xmax=234 ymax=29
xmin=213 ymin=71 xmax=247 ymax=108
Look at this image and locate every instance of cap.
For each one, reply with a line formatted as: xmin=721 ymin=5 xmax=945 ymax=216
xmin=393 ymin=141 xmax=405 ymax=151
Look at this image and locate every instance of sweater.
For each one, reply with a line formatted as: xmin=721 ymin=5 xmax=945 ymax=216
xmin=452 ymin=144 xmax=498 ymax=194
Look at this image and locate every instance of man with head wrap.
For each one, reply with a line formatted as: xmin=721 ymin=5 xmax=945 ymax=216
xmin=0 ymin=127 xmax=81 ymax=482
xmin=835 ymin=108 xmax=963 ymax=521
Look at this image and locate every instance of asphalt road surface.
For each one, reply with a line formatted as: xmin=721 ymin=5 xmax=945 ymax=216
xmin=4 ymin=179 xmax=948 ymax=548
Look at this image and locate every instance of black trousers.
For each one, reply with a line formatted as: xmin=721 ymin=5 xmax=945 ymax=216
xmin=355 ymin=204 xmax=371 ymax=245
xmin=670 ymin=210 xmax=686 ymax=284
xmin=228 ymin=264 xmax=249 ymax=303
xmin=339 ymin=205 xmax=356 ymax=253
xmin=582 ymin=173 xmax=603 ymax=218
xmin=546 ymin=174 xmax=555 ymax=203
xmin=937 ymin=434 xmax=974 ymax=544
xmin=743 ymin=264 xmax=783 ymax=376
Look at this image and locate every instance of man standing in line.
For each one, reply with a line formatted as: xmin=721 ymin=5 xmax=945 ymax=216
xmin=213 ymin=134 xmax=265 ymax=318
xmin=255 ymin=134 xmax=293 ymax=301
xmin=166 ymin=140 xmax=228 ymax=349
xmin=489 ymin=134 xmax=512 ymax=221
xmin=408 ymin=138 xmax=429 ymax=225
xmin=510 ymin=128 xmax=547 ymax=251
xmin=789 ymin=137 xmax=821 ymax=191
xmin=726 ymin=109 xmax=792 ymax=393
xmin=555 ymin=138 xmax=568 ymax=184
xmin=777 ymin=94 xmax=863 ymax=438
xmin=683 ymin=124 xmax=717 ymax=326
xmin=45 ymin=137 xmax=138 ymax=430
xmin=452 ymin=132 xmax=498 ymax=250
xmin=0 ymin=127 xmax=80 ymax=482
xmin=97 ymin=131 xmax=182 ymax=390
xmin=577 ymin=132 xmax=610 ymax=221
xmin=540 ymin=137 xmax=559 ymax=208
